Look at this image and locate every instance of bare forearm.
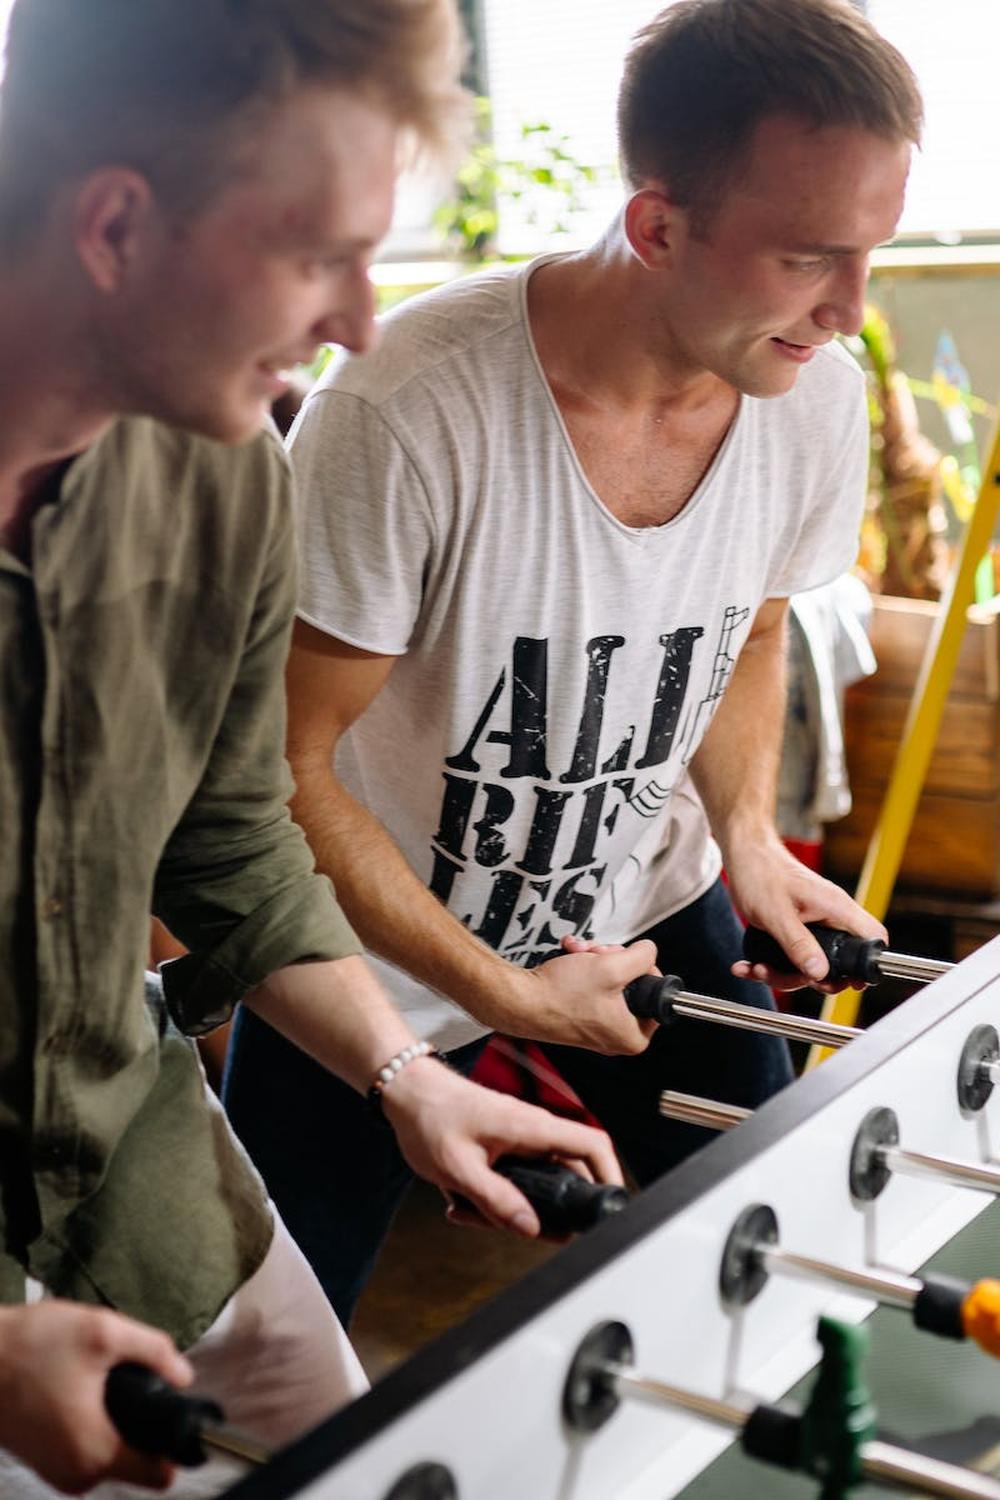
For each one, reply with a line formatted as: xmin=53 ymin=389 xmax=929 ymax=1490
xmin=243 ymin=953 xmax=419 ymax=1092
xmin=289 ymin=763 xmax=524 ymax=1030
xmin=280 ymin=626 xmax=655 ymax=1054
xmin=690 ymin=599 xmax=886 ymax=987
xmin=690 ymin=603 xmax=788 ymax=859
xmin=241 ymin=954 xmax=628 ymax=1233
xmin=286 ymin=762 xmax=656 ymax=1053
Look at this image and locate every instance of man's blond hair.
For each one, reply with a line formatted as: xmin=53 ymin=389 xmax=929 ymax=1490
xmin=0 ymin=0 xmax=468 ymax=246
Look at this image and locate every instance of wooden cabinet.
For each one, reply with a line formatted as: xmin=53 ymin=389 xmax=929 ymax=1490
xmin=823 ymin=594 xmax=1000 ymax=895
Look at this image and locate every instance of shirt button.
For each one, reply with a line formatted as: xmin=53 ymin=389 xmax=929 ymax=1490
xmin=40 ymin=897 xmax=63 ymax=919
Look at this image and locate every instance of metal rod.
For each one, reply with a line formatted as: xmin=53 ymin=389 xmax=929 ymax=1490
xmin=202 ymin=1427 xmax=272 ymax=1467
xmin=657 ymin=1091 xmax=750 ymax=1131
xmin=608 ymin=1366 xmax=1000 ymax=1499
xmin=886 ymin=1145 xmax=1000 ymax=1196
xmin=878 ymin=951 xmax=953 ymax=983
xmin=861 ymin=1440 xmax=1000 ymax=1499
xmin=760 ymin=1246 xmax=921 ymax=1310
xmin=670 ymin=991 xmax=863 ymax=1050
xmin=657 ymin=1093 xmax=1000 ymax=1201
xmin=606 ymin=1365 xmax=751 ymax=1428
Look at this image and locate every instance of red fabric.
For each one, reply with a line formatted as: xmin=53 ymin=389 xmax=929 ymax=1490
xmin=781 ymin=838 xmax=822 ymax=872
xmin=471 ymin=1040 xmax=599 ymax=1126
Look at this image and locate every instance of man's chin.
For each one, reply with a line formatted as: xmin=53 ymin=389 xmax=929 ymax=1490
xmin=178 ymin=403 xmax=270 ymax=447
xmin=732 ymin=357 xmax=803 ymax=400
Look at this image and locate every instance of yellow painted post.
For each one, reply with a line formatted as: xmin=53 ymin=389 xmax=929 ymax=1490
xmin=806 ymin=413 xmax=1000 ymax=1069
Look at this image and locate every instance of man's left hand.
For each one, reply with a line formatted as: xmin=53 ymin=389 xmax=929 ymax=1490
xmin=726 ymin=836 xmax=886 ymax=992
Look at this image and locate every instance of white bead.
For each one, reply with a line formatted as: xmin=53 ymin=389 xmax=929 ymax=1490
xmin=371 ymin=1040 xmax=438 ymax=1101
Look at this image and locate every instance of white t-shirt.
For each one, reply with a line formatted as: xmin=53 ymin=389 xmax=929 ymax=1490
xmin=292 ymin=258 xmax=868 ymax=1051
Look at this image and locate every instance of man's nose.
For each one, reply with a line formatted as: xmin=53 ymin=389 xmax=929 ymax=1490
xmin=313 ymin=271 xmax=378 ymax=355
xmin=813 ymin=258 xmax=869 ymax=338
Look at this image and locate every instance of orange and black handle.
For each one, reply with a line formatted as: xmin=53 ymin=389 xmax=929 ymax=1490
xmin=913 ymin=1274 xmax=1000 ymax=1358
xmin=960 ymin=1278 xmax=1000 ymax=1358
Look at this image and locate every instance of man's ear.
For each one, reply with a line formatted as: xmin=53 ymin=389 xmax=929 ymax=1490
xmin=72 ymin=168 xmax=155 ymax=293
xmin=623 ymin=186 xmax=682 ymax=270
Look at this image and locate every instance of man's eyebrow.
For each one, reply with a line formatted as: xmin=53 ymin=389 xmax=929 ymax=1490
xmin=326 ymin=236 xmax=378 ymax=253
xmin=784 ymin=242 xmax=858 ymax=256
xmin=292 ymin=239 xmax=375 ymax=258
xmin=277 ymin=221 xmax=378 ymax=255
xmin=784 ymin=234 xmax=899 ymax=256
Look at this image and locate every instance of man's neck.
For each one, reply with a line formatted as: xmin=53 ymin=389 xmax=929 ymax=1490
xmin=0 ymin=281 xmax=115 ymax=558
xmin=527 ymin=233 xmax=730 ymax=418
xmin=525 ymin=233 xmax=740 ymax=529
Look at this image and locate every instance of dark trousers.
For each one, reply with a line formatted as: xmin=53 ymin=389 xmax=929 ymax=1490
xmin=221 ymin=877 xmax=792 ymax=1328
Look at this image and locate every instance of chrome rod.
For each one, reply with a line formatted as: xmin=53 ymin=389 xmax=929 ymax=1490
xmin=761 ymin=1246 xmax=921 ymax=1310
xmin=879 ymin=952 xmax=953 ymax=984
xmin=605 ymin=1364 xmax=750 ymax=1428
xmin=862 ymin=1441 xmax=1000 ymax=1499
xmin=657 ymin=1094 xmax=1000 ymax=1199
xmin=203 ymin=1427 xmax=272 ymax=1467
xmin=886 ymin=1145 xmax=1000 ymax=1196
xmin=657 ymin=1091 xmax=750 ymax=1131
xmin=671 ymin=991 xmax=862 ymax=1050
xmin=608 ymin=1366 xmax=1000 ymax=1499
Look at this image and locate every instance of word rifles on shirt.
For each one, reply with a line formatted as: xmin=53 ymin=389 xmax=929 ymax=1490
xmin=429 ymin=607 xmax=750 ymax=963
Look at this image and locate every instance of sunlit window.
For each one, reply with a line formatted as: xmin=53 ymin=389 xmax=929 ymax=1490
xmin=0 ymin=3 xmax=995 ymax=249
xmin=871 ymin=0 xmax=1000 ymax=238
xmin=481 ymin=0 xmax=1000 ymax=248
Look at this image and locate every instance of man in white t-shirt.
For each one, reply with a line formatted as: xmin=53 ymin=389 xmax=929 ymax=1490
xmin=224 ymin=0 xmax=920 ymax=1324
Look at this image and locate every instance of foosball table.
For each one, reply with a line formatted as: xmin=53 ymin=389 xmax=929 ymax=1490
xmin=123 ymin=934 xmax=1000 ymax=1499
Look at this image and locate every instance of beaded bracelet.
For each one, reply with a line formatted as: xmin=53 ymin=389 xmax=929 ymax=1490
xmin=366 ymin=1039 xmax=440 ymax=1113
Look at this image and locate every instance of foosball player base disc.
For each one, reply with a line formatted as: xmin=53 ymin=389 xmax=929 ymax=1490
xmin=849 ymin=1107 xmax=899 ymax=1202
xmin=382 ymin=1461 xmax=459 ymax=1500
xmin=957 ymin=1024 xmax=1000 ymax=1115
xmin=563 ymin=1320 xmax=634 ymax=1433
xmin=719 ymin=1203 xmax=779 ymax=1308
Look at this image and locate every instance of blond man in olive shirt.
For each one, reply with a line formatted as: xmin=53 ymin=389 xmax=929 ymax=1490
xmin=0 ymin=3 xmax=632 ymax=1494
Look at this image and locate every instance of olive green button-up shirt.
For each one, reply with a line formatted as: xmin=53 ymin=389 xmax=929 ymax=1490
xmin=0 ymin=417 xmax=361 ymax=1347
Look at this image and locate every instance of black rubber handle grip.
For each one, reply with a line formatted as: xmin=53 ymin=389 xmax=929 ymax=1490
xmin=741 ymin=1403 xmax=803 ymax=1470
xmin=455 ymin=1157 xmax=629 ymax=1235
xmin=913 ymin=1273 xmax=970 ymax=1341
xmin=105 ymin=1363 xmax=224 ymax=1467
xmin=742 ymin=924 xmax=886 ymax=985
xmin=495 ymin=1157 xmax=629 ymax=1233
xmin=623 ymin=974 xmax=683 ymax=1024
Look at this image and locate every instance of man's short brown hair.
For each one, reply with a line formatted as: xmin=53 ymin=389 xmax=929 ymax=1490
xmin=618 ymin=0 xmax=922 ymax=222
xmin=0 ymin=0 xmax=467 ymax=246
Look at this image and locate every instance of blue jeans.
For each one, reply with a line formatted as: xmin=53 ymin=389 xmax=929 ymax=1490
xmin=221 ymin=878 xmax=792 ymax=1328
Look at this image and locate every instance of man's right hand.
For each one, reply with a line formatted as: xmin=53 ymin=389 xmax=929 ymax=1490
xmin=482 ymin=938 xmax=660 ymax=1055
xmin=0 ymin=1300 xmax=193 ymax=1494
